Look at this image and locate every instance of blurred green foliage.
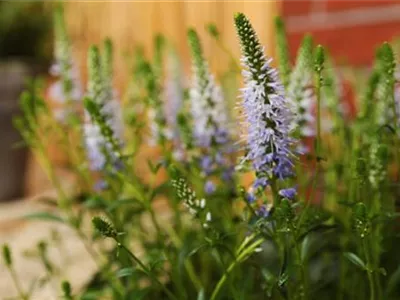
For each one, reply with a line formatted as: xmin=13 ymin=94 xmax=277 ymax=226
xmin=0 ymin=1 xmax=51 ymax=62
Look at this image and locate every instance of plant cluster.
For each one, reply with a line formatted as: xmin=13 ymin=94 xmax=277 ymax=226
xmin=0 ymin=1 xmax=51 ymax=62
xmin=3 ymin=7 xmax=400 ymax=300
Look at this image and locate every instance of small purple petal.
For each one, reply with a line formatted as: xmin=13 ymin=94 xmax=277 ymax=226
xmin=204 ymin=180 xmax=216 ymax=194
xmin=253 ymin=177 xmax=269 ymax=189
xmin=94 ymin=180 xmax=108 ymax=191
xmin=246 ymin=192 xmax=256 ymax=203
xmin=256 ymin=205 xmax=270 ymax=218
xmin=200 ymin=155 xmax=214 ymax=174
xmin=279 ymin=187 xmax=297 ymax=200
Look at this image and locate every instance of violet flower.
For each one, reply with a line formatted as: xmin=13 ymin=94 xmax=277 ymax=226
xmin=287 ymin=36 xmax=315 ymax=153
xmin=278 ymin=187 xmax=297 ymax=200
xmin=49 ymin=6 xmax=82 ymax=122
xmin=234 ymin=13 xmax=297 ymax=208
xmin=188 ymin=29 xmax=232 ymax=150
xmin=83 ymin=43 xmax=124 ymax=172
xmin=164 ymin=50 xmax=185 ymax=143
xmin=187 ymin=28 xmax=235 ymax=192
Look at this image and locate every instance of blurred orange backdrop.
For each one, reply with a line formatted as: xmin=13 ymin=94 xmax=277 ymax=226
xmin=64 ymin=1 xmax=279 ymax=89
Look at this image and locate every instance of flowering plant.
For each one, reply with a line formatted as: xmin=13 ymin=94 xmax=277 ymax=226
xmin=3 ymin=8 xmax=400 ymax=300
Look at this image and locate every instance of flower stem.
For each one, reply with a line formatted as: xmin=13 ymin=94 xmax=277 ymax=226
xmin=362 ymin=239 xmax=375 ymax=300
xmin=163 ymin=224 xmax=203 ymax=291
xmin=8 ymin=267 xmax=28 ymax=300
xmin=293 ymin=237 xmax=308 ymax=299
xmin=314 ymin=45 xmax=324 ymax=161
xmin=270 ymin=179 xmax=280 ymax=208
xmin=210 ymin=237 xmax=263 ymax=300
xmin=117 ymin=242 xmax=177 ymax=300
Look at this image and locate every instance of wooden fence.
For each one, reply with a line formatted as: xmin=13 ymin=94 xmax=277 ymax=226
xmin=65 ymin=1 xmax=279 ymax=88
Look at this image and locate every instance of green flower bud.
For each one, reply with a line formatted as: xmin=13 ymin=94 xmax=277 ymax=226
xmin=314 ymin=45 xmax=325 ymax=73
xmin=353 ymin=203 xmax=370 ymax=239
xmin=2 ymin=244 xmax=12 ymax=267
xmin=61 ymin=280 xmax=73 ymax=299
xmin=92 ymin=217 xmax=117 ymax=239
xmin=187 ymin=28 xmax=206 ymax=81
xmin=206 ymin=23 xmax=220 ymax=39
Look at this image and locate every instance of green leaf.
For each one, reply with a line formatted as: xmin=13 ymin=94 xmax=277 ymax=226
xmin=344 ymin=252 xmax=367 ymax=270
xmin=278 ymin=272 xmax=289 ymax=287
xmin=36 ymin=197 xmax=58 ymax=207
xmin=387 ymin=263 xmax=400 ymax=295
xmin=197 ymin=288 xmax=205 ymax=300
xmin=187 ymin=244 xmax=207 ymax=257
xmin=205 ymin=23 xmax=219 ymax=39
xmin=84 ymin=196 xmax=108 ymax=209
xmin=23 ymin=212 xmax=65 ymax=223
xmin=377 ymin=267 xmax=387 ymax=276
xmin=80 ymin=290 xmax=106 ymax=300
xmin=300 ymin=235 xmax=311 ymax=262
xmin=107 ymin=198 xmax=143 ymax=213
xmin=147 ymin=159 xmax=163 ymax=174
xmin=115 ymin=267 xmax=135 ymax=278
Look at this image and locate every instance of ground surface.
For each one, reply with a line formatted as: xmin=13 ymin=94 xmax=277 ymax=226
xmin=0 ymin=190 xmax=97 ymax=300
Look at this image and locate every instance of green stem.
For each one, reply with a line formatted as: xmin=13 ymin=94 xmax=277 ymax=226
xmin=60 ymin=125 xmax=92 ymax=190
xmin=163 ymin=224 xmax=203 ymax=291
xmin=216 ymin=40 xmax=241 ymax=73
xmin=210 ymin=237 xmax=263 ymax=300
xmin=36 ymin=141 xmax=68 ymax=209
xmin=362 ymin=239 xmax=375 ymax=300
xmin=316 ymin=80 xmax=322 ymax=160
xmin=117 ymin=243 xmax=177 ymax=300
xmin=8 ymin=267 xmax=28 ymax=300
xmin=270 ymin=179 xmax=280 ymax=208
xmin=35 ymin=137 xmax=111 ymax=285
xmin=337 ymin=234 xmax=349 ymax=300
xmin=293 ymin=237 xmax=307 ymax=299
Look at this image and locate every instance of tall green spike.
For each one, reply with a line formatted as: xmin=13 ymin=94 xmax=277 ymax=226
xmin=187 ymin=28 xmax=207 ymax=84
xmin=360 ymin=70 xmax=380 ymax=121
xmin=153 ymin=34 xmax=165 ymax=78
xmin=275 ymin=16 xmax=291 ymax=88
xmin=375 ymin=42 xmax=396 ymax=126
xmin=53 ymin=4 xmax=75 ymax=99
xmin=87 ymin=45 xmax=104 ymax=104
xmin=293 ymin=35 xmax=314 ymax=74
xmin=53 ymin=4 xmax=69 ymax=65
xmin=234 ymin=12 xmax=265 ymax=83
xmin=102 ymin=38 xmax=113 ymax=83
xmin=102 ymin=38 xmax=114 ymax=101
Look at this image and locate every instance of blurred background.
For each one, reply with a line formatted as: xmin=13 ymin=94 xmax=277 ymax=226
xmin=0 ymin=0 xmax=400 ymax=201
xmin=1 ymin=0 xmax=400 ymax=298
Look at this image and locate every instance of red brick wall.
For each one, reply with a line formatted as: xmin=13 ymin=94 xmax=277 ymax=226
xmin=282 ymin=0 xmax=400 ymax=66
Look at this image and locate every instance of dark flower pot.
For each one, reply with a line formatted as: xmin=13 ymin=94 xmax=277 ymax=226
xmin=0 ymin=60 xmax=31 ymax=201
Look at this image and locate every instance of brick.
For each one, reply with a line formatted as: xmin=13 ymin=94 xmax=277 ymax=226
xmin=326 ymin=0 xmax=397 ymax=12
xmin=282 ymin=0 xmax=313 ymax=17
xmin=287 ymin=21 xmax=400 ymax=66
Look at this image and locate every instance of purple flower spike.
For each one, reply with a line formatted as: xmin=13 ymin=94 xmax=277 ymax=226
xmin=235 ymin=13 xmax=297 ymax=185
xmin=188 ymin=29 xmax=231 ymax=149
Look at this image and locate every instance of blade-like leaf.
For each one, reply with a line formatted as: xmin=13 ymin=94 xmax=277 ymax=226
xmin=197 ymin=288 xmax=205 ymax=300
xmin=116 ymin=267 xmax=135 ymax=278
xmin=344 ymin=252 xmax=367 ymax=270
xmin=23 ymin=212 xmax=65 ymax=223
